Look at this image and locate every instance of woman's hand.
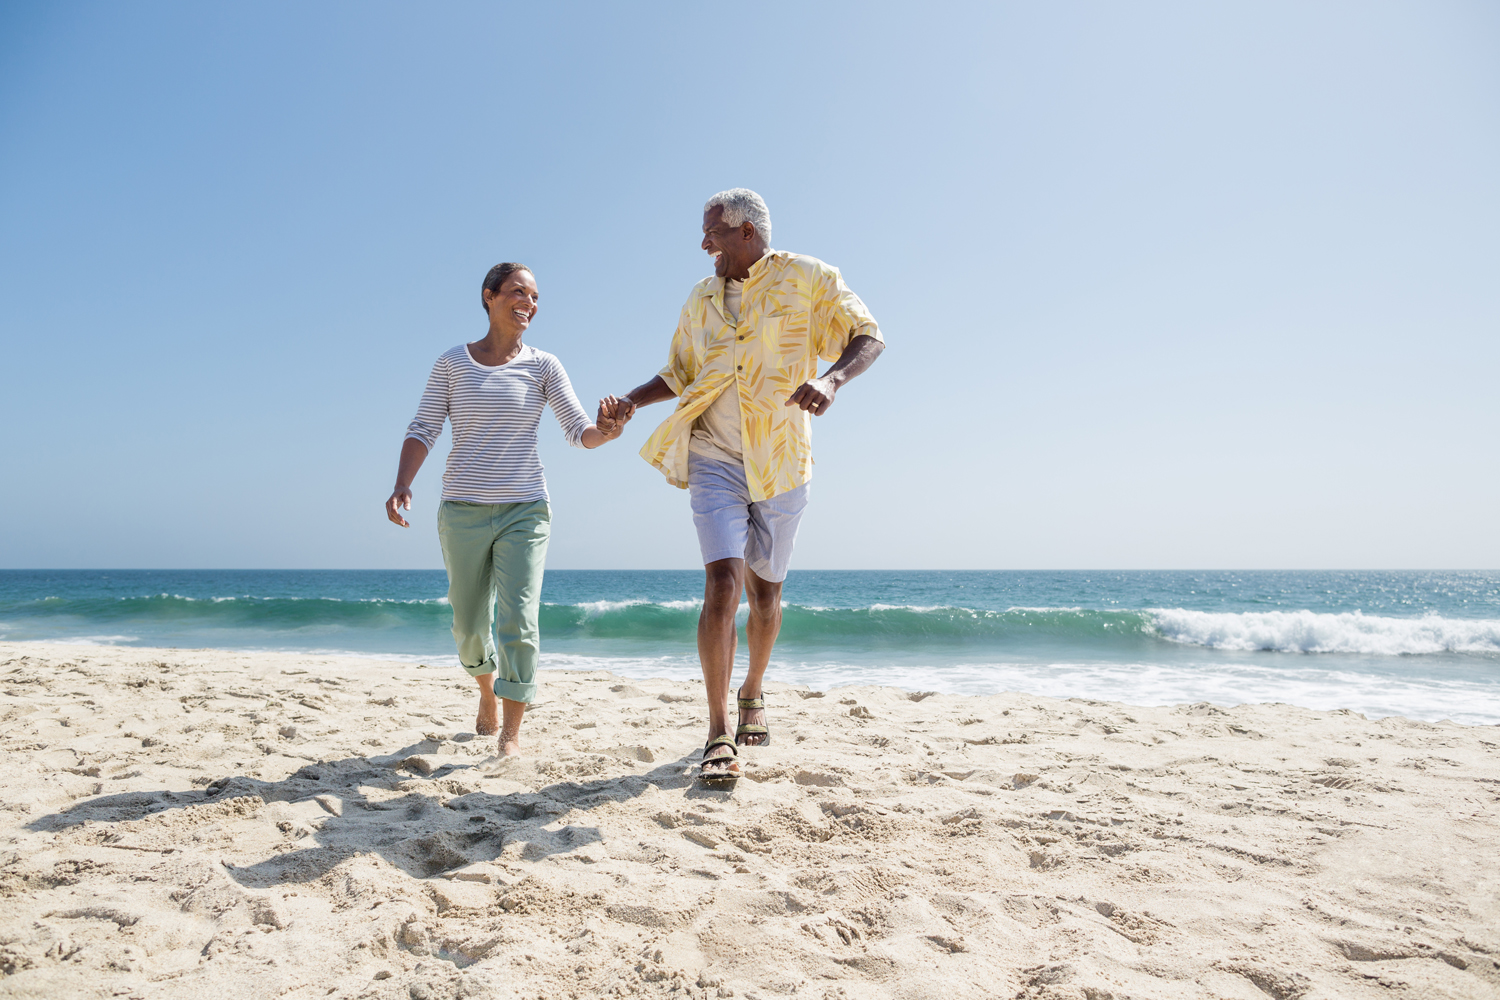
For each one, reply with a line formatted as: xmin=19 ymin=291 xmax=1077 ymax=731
xmin=387 ymin=439 xmax=429 ymax=526
xmin=582 ymin=396 xmax=634 ymax=448
xmin=594 ymin=395 xmax=634 ymax=440
xmin=386 ymin=486 xmax=414 ymax=527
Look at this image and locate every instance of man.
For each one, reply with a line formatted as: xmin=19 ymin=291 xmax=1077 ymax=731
xmin=618 ymin=188 xmax=885 ymax=780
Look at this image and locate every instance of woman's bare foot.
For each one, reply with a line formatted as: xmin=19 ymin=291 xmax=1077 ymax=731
xmin=475 ymin=674 xmax=499 ymax=736
xmin=497 ymin=697 xmax=526 ymax=757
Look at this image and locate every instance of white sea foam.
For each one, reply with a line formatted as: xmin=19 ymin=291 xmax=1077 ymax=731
xmin=1148 ymin=609 xmax=1500 ymax=656
xmin=1004 ymin=606 xmax=1085 ymax=613
xmin=566 ymin=599 xmax=710 ymax=617
xmin=570 ymin=599 xmax=638 ymax=616
xmin=537 ymin=652 xmax=1500 ymax=726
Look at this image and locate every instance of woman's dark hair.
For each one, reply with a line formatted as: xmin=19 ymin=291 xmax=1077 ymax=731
xmin=481 ymin=262 xmax=533 ymax=315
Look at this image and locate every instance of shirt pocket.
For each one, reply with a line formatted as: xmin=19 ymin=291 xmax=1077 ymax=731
xmin=759 ymin=310 xmax=810 ymax=370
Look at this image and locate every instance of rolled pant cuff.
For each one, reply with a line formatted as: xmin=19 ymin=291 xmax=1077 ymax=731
xmin=491 ymin=676 xmax=537 ymax=704
xmin=461 ymin=658 xmax=497 ymax=679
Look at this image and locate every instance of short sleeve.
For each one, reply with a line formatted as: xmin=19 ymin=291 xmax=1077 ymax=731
xmin=812 ymin=265 xmax=882 ymax=362
xmin=657 ymin=303 xmax=697 ymax=395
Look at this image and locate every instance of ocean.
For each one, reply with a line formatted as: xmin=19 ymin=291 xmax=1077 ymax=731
xmin=2 ymin=569 xmax=1497 ymax=725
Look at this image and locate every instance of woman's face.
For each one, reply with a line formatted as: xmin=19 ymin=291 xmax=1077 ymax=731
xmin=484 ymin=270 xmax=539 ymax=331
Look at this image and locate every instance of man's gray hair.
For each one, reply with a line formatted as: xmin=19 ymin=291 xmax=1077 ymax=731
xmin=704 ymin=188 xmax=771 ymax=245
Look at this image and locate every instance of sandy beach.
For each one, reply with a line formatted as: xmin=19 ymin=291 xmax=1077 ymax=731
xmin=1 ymin=641 xmax=1497 ymax=999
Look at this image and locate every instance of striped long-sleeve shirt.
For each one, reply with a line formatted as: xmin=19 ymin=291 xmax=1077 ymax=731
xmin=405 ymin=344 xmax=592 ymax=503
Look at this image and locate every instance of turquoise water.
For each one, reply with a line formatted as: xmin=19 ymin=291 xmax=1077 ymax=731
xmin=2 ymin=570 xmax=1497 ymax=724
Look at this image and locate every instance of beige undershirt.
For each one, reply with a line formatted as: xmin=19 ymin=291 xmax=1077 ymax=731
xmin=689 ymin=278 xmax=745 ymax=464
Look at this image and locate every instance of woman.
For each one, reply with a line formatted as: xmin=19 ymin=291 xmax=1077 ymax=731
xmin=385 ymin=262 xmax=630 ymax=756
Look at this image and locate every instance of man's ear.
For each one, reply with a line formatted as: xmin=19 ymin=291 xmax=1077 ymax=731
xmin=742 ymin=223 xmax=757 ymax=242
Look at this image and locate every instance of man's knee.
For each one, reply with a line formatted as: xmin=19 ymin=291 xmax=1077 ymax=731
xmin=741 ymin=575 xmax=780 ymax=620
xmin=702 ymin=560 xmax=743 ymax=615
xmin=745 ymin=584 xmax=781 ymax=620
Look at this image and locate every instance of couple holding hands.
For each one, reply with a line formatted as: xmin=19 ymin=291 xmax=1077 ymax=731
xmin=385 ymin=189 xmax=884 ymax=781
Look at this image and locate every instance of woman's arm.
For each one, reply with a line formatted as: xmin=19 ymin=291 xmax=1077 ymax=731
xmin=388 ymin=355 xmax=448 ymax=527
xmin=386 ymin=437 xmax=429 ymax=527
xmin=546 ymin=357 xmax=633 ymax=449
xmin=580 ymin=396 xmax=632 ymax=448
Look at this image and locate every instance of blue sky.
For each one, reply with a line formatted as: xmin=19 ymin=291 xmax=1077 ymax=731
xmin=2 ymin=2 xmax=1496 ymax=570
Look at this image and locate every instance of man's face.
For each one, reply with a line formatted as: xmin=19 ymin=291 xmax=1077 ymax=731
xmin=701 ymin=205 xmax=758 ymax=279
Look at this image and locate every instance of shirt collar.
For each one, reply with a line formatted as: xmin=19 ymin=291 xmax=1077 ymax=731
xmin=743 ymin=248 xmax=779 ymax=294
xmin=748 ymin=248 xmax=777 ymax=278
xmin=709 ymin=249 xmax=776 ymax=312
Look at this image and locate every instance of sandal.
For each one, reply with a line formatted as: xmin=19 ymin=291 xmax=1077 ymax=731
xmin=699 ymin=735 xmax=741 ymax=782
xmin=736 ymin=695 xmax=770 ymax=747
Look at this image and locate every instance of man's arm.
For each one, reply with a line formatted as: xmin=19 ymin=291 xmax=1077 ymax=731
xmin=619 ymin=375 xmax=678 ymax=417
xmin=786 ymin=333 xmax=885 ymax=416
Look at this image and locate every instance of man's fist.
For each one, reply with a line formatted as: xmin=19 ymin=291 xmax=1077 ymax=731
xmin=786 ymin=376 xmax=837 ymax=416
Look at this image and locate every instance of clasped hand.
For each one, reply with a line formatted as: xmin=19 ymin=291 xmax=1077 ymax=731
xmin=594 ymin=395 xmax=636 ymax=439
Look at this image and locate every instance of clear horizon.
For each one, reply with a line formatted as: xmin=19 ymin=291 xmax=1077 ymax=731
xmin=4 ymin=567 xmax=1497 ymax=574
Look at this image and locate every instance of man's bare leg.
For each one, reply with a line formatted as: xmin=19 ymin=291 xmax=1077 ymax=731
xmin=737 ymin=570 xmax=783 ymax=746
xmin=698 ymin=558 xmax=745 ymax=775
xmin=498 ymin=698 xmax=526 ymax=757
xmin=475 ymin=673 xmax=499 ymax=736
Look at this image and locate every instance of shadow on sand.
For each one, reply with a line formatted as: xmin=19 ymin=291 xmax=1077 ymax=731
xmin=25 ymin=738 xmax=737 ymax=888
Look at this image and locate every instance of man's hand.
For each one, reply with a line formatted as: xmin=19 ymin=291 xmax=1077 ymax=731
xmin=783 ymin=334 xmax=884 ymax=417
xmin=786 ymin=376 xmax=837 ymax=416
xmin=386 ymin=486 xmax=413 ymax=528
xmin=594 ymin=394 xmax=634 ymax=441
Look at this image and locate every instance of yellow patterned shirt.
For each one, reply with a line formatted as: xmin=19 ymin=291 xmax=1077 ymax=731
xmin=639 ymin=250 xmax=883 ymax=501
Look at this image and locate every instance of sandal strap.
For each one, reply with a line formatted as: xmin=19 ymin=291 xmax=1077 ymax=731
xmin=703 ymin=734 xmax=739 ymax=757
xmin=735 ymin=724 xmax=769 ymax=735
xmin=736 ymin=696 xmax=765 ymax=709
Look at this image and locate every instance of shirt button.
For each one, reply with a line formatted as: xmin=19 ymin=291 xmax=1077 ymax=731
xmin=737 ymin=336 xmax=744 ymax=340
xmin=736 ymin=365 xmax=743 ymax=370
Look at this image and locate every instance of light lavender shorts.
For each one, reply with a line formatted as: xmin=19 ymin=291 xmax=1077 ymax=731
xmin=687 ymin=455 xmax=809 ymax=583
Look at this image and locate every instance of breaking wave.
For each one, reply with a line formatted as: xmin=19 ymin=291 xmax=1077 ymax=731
xmin=3 ymin=594 xmax=1495 ymax=658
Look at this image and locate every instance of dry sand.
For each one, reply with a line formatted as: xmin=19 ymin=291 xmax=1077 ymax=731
xmin=1 ymin=641 xmax=1498 ymax=1000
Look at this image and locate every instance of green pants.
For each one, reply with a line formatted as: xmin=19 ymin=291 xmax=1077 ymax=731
xmin=437 ymin=499 xmax=552 ymax=703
